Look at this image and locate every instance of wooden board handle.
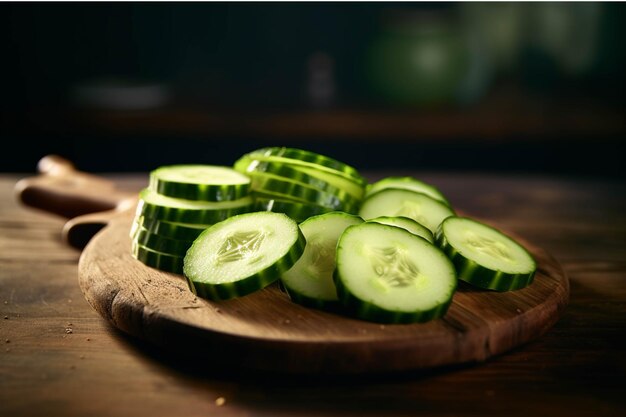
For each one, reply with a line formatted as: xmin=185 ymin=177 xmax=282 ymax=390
xmin=15 ymin=155 xmax=137 ymax=248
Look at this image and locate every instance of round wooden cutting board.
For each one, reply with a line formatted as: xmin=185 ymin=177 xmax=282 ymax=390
xmin=78 ymin=210 xmax=569 ymax=374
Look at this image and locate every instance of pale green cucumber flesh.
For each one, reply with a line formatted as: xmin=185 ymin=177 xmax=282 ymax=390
xmin=150 ymin=164 xmax=251 ymax=200
xmin=366 ymin=216 xmax=434 ymax=243
xmin=335 ymin=222 xmax=457 ymax=323
xmin=184 ymin=212 xmax=306 ymax=300
xmin=436 ymin=217 xmax=536 ymax=291
xmin=366 ymin=176 xmax=450 ymax=205
xmin=281 ymin=212 xmax=363 ymax=308
xmin=152 ymin=165 xmax=250 ymax=186
xmin=359 ymin=189 xmax=455 ymax=234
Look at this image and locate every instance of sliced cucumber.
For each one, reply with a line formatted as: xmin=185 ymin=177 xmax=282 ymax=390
xmin=240 ymin=150 xmax=366 ymax=187
xmin=150 ymin=165 xmax=251 ymax=201
xmin=248 ymin=147 xmax=366 ymax=184
xmin=246 ymin=170 xmax=360 ymax=206
xmin=133 ymin=226 xmax=194 ymax=257
xmin=366 ymin=216 xmax=433 ymax=243
xmin=334 ymin=222 xmax=457 ymax=323
xmin=137 ymin=216 xmax=208 ymax=240
xmin=235 ymin=155 xmax=366 ymax=200
xmin=137 ymin=188 xmax=252 ymax=224
xmin=249 ymin=174 xmax=360 ymax=211
xmin=184 ymin=212 xmax=306 ymax=300
xmin=132 ymin=242 xmax=184 ymax=274
xmin=281 ymin=212 xmax=363 ymax=310
xmin=436 ymin=217 xmax=536 ymax=291
xmin=359 ymin=189 xmax=455 ymax=234
xmin=235 ymin=157 xmax=365 ymax=200
xmin=129 ymin=215 xmax=141 ymax=239
xmin=366 ymin=177 xmax=450 ymax=206
xmin=253 ymin=196 xmax=334 ymax=222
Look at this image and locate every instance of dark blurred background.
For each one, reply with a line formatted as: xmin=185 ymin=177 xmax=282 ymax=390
xmin=1 ymin=3 xmax=624 ymax=176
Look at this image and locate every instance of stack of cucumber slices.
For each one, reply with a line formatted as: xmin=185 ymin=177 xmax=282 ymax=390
xmin=130 ymin=147 xmax=537 ymax=324
xmin=130 ymin=165 xmax=254 ymax=274
xmin=234 ymin=147 xmax=367 ymax=221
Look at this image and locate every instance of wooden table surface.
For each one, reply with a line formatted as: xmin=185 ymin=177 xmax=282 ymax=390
xmin=1 ymin=172 xmax=624 ymax=417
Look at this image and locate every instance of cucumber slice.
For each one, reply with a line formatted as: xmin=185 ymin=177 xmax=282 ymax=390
xmin=129 ymin=215 xmax=141 ymax=239
xmin=359 ymin=189 xmax=455 ymax=234
xmin=235 ymin=156 xmax=364 ymax=199
xmin=246 ymin=170 xmax=360 ymax=206
xmin=137 ymin=216 xmax=208 ymax=240
xmin=137 ymin=188 xmax=252 ymax=224
xmin=241 ymin=150 xmax=366 ymax=187
xmin=235 ymin=155 xmax=366 ymax=200
xmin=281 ymin=212 xmax=363 ymax=310
xmin=184 ymin=212 xmax=306 ymax=300
xmin=366 ymin=216 xmax=434 ymax=243
xmin=248 ymin=147 xmax=365 ymax=184
xmin=249 ymin=175 xmax=360 ymax=212
xmin=334 ymin=222 xmax=457 ymax=323
xmin=366 ymin=177 xmax=450 ymax=206
xmin=253 ymin=196 xmax=334 ymax=222
xmin=150 ymin=165 xmax=251 ymax=201
xmin=133 ymin=226 xmax=194 ymax=257
xmin=436 ymin=217 xmax=536 ymax=291
xmin=132 ymin=242 xmax=184 ymax=274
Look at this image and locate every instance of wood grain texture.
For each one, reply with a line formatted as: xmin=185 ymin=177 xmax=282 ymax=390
xmin=2 ymin=173 xmax=624 ymax=417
